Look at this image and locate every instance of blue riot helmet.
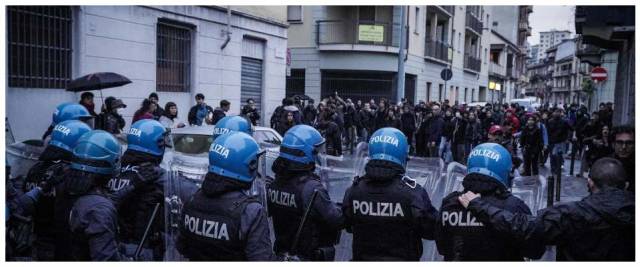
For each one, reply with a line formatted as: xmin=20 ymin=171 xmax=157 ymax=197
xmin=208 ymin=132 xmax=263 ymax=183
xmin=368 ymin=127 xmax=409 ymax=168
xmin=48 ymin=120 xmax=93 ymax=153
xmin=127 ymin=119 xmax=170 ymax=156
xmin=279 ymin=125 xmax=326 ymax=165
xmin=212 ymin=116 xmax=254 ymax=139
xmin=52 ymin=103 xmax=92 ymax=125
xmin=467 ymin=143 xmax=512 ymax=187
xmin=71 ymin=130 xmax=121 ymax=175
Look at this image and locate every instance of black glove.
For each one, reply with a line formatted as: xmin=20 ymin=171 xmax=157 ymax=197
xmin=39 ymin=164 xmax=67 ymax=193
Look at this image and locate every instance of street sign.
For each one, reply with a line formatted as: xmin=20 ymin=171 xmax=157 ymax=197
xmin=440 ymin=68 xmax=453 ymax=81
xmin=591 ymin=67 xmax=607 ymax=82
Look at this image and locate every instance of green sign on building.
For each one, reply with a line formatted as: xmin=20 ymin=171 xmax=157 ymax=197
xmin=358 ymin=25 xmax=385 ymax=43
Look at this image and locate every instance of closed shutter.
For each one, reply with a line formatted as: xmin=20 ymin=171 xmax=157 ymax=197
xmin=241 ymin=57 xmax=263 ymax=114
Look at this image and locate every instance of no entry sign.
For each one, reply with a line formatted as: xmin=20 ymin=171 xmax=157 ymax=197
xmin=591 ymin=67 xmax=607 ymax=82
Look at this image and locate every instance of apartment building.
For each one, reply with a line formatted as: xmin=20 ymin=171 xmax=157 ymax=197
xmin=537 ymin=29 xmax=572 ymax=62
xmin=286 ymin=5 xmax=497 ymax=105
xmin=6 ymin=6 xmax=289 ymax=141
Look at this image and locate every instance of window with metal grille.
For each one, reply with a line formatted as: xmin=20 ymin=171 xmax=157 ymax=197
xmin=8 ymin=6 xmax=73 ymax=89
xmin=287 ymin=6 xmax=303 ymax=22
xmin=286 ymin=69 xmax=305 ymax=97
xmin=156 ymin=19 xmax=193 ymax=92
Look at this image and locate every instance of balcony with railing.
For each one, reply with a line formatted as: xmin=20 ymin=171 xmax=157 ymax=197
xmin=316 ymin=20 xmax=402 ymax=52
xmin=425 ymin=36 xmax=450 ymax=63
xmin=465 ymin=11 xmax=482 ymax=34
xmin=464 ymin=53 xmax=481 ymax=72
xmin=489 ymin=62 xmax=506 ymax=76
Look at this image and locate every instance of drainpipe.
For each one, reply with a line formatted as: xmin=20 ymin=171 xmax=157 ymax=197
xmin=220 ymin=6 xmax=232 ymax=50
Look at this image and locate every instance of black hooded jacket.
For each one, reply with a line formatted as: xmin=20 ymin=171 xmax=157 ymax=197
xmin=435 ymin=174 xmax=539 ymax=261
xmin=467 ymin=186 xmax=635 ymax=261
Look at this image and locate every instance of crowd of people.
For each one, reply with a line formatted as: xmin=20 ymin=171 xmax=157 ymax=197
xmin=50 ymin=89 xmax=635 ymax=186
xmin=269 ymin=92 xmax=632 ymax=186
xmin=6 ymin=97 xmax=634 ymax=261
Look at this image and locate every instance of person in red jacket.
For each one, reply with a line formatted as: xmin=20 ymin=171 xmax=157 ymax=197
xmin=132 ymin=98 xmax=156 ymax=123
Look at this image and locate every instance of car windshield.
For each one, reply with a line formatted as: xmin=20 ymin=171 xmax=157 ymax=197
xmin=171 ymin=134 xmax=213 ymax=155
xmin=254 ymin=130 xmax=281 ymax=145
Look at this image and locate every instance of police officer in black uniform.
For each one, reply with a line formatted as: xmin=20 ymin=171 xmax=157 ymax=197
xmin=176 ymin=131 xmax=275 ymax=261
xmin=110 ymin=119 xmax=168 ymax=260
xmin=435 ymin=143 xmax=540 ymax=261
xmin=23 ymin=120 xmax=91 ymax=260
xmin=459 ymin=157 xmax=635 ymax=261
xmin=342 ymin=127 xmax=438 ymax=261
xmin=268 ymin=125 xmax=343 ymax=261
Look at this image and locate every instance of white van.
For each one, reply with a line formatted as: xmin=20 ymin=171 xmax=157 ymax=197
xmin=510 ymin=98 xmax=540 ymax=110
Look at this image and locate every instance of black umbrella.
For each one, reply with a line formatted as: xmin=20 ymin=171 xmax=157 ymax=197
xmin=66 ymin=72 xmax=131 ymax=92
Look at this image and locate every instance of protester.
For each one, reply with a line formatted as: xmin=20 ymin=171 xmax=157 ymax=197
xmin=132 ymin=98 xmax=156 ymax=124
xmin=187 ymin=93 xmax=214 ymax=126
xmin=97 ymin=96 xmax=127 ymax=134
xmin=79 ymin=92 xmax=98 ymax=117
xmin=610 ymin=125 xmax=634 ymax=192
xmin=148 ymin=92 xmax=164 ymax=120
xmin=211 ymin=100 xmax=230 ymax=125
xmin=159 ymin=102 xmax=186 ymax=128
xmin=241 ymin=98 xmax=260 ymax=126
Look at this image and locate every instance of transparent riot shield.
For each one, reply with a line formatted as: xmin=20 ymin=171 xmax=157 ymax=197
xmin=352 ymin=142 xmax=369 ymax=177
xmin=6 ymin=140 xmax=45 ymax=180
xmin=405 ymin=157 xmax=445 ymax=201
xmin=510 ymin=175 xmax=547 ymax=215
xmin=164 ymin=157 xmax=207 ymax=261
xmin=315 ymin=153 xmax=357 ymax=261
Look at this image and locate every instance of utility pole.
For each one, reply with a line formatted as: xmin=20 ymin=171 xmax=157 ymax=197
xmin=396 ymin=6 xmax=407 ymax=104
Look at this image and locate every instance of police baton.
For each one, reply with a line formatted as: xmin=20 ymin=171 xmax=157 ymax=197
xmin=284 ymin=189 xmax=319 ymax=261
xmin=134 ymin=202 xmax=160 ymax=260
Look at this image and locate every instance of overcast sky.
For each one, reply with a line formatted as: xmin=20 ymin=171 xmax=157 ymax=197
xmin=528 ymin=5 xmax=575 ymax=46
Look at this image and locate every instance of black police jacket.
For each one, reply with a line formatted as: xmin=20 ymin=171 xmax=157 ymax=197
xmin=69 ymin=191 xmax=123 ymax=261
xmin=111 ymin=162 xmax=165 ymax=245
xmin=467 ymin=186 xmax=635 ymax=261
xmin=342 ymin=170 xmax=438 ymax=261
xmin=176 ymin=174 xmax=275 ymax=261
xmin=435 ymin=176 xmax=539 ymax=261
xmin=23 ymin=160 xmax=68 ymax=239
xmin=267 ymin=172 xmax=343 ymax=260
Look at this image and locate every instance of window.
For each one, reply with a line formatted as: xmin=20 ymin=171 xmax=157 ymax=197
xmin=8 ymin=6 xmax=73 ymax=89
xmin=426 ymin=82 xmax=432 ymax=102
xmin=438 ymin=84 xmax=443 ymax=101
xmin=414 ymin=7 xmax=420 ymax=34
xmin=286 ymin=69 xmax=305 ymax=97
xmin=156 ymin=19 xmax=193 ymax=92
xmin=287 ymin=6 xmax=303 ymax=22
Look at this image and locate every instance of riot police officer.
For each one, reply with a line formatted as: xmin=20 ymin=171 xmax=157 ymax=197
xmin=176 ymin=132 xmax=275 ymax=261
xmin=267 ymin=125 xmax=343 ymax=261
xmin=42 ymin=103 xmax=93 ymax=141
xmin=342 ymin=127 xmax=438 ymax=261
xmin=435 ymin=143 xmax=539 ymax=261
xmin=60 ymin=130 xmax=122 ymax=260
xmin=212 ymin=115 xmax=254 ymax=139
xmin=111 ymin=119 xmax=168 ymax=260
xmin=23 ymin=120 xmax=92 ymax=260
xmin=459 ymin=157 xmax=635 ymax=260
